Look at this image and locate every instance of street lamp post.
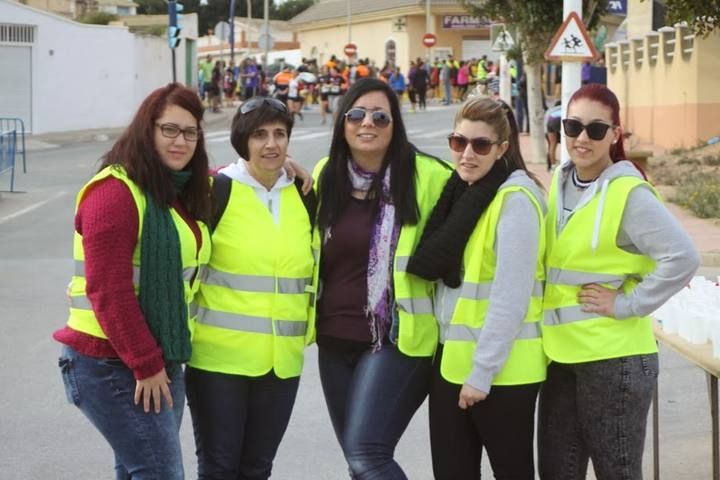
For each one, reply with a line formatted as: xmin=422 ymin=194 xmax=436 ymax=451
xmin=262 ymin=0 xmax=269 ymax=72
xmin=560 ymin=0 xmax=582 ymax=165
xmin=229 ymin=0 xmax=237 ymax=63
xmin=247 ymin=0 xmax=252 ymax=55
xmin=347 ymin=0 xmax=351 ymax=43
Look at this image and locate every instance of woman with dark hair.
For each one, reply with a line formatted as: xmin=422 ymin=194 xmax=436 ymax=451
xmin=407 ymin=97 xmax=546 ymax=479
xmin=55 ymin=83 xmax=212 ymax=479
xmin=312 ymin=78 xmax=452 ymax=479
xmin=538 ymin=83 xmax=699 ymax=479
xmin=186 ymin=97 xmax=316 ymax=480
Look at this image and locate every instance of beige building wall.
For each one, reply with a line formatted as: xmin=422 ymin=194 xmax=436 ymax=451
xmin=607 ymin=28 xmax=720 ymax=149
xmin=23 ymin=0 xmax=74 ymax=17
xmin=299 ymin=18 xmax=402 ymax=68
xmin=297 ymin=13 xmax=491 ymax=68
xmin=626 ymin=0 xmax=653 ymax=39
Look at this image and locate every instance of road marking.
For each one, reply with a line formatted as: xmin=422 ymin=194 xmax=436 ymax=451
xmin=204 ymin=130 xmax=230 ymax=139
xmin=292 ymin=131 xmax=331 ymax=141
xmin=207 ymin=129 xmax=330 ymax=144
xmin=0 ymin=191 xmax=69 ymax=225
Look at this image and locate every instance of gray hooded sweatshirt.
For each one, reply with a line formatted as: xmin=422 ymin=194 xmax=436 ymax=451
xmin=555 ymin=160 xmax=699 ymax=322
xmin=434 ymin=170 xmax=547 ymax=393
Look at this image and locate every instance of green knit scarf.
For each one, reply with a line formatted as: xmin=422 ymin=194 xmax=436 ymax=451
xmin=139 ymin=170 xmax=192 ymax=363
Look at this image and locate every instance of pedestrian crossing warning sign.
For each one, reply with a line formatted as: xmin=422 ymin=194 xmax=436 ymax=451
xmin=545 ymin=11 xmax=599 ymax=62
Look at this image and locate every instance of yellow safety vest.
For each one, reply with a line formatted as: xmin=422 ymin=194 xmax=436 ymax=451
xmin=310 ymin=154 xmax=452 ymax=356
xmin=67 ymin=165 xmax=211 ymax=339
xmin=440 ymin=185 xmax=547 ymax=385
xmin=543 ymin=171 xmax=658 ymax=363
xmin=189 ymin=180 xmax=315 ymax=378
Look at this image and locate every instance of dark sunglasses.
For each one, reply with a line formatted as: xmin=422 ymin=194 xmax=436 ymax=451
xmin=562 ymin=118 xmax=615 ymax=141
xmin=155 ymin=123 xmax=201 ymax=142
xmin=344 ymin=108 xmax=392 ymax=128
xmin=447 ymin=134 xmax=500 ymax=155
xmin=239 ymin=97 xmax=288 ymax=115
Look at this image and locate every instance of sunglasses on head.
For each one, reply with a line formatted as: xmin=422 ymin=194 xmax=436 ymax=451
xmin=562 ymin=118 xmax=615 ymax=141
xmin=344 ymin=108 xmax=392 ymax=128
xmin=239 ymin=97 xmax=289 ymax=115
xmin=447 ymin=134 xmax=501 ymax=155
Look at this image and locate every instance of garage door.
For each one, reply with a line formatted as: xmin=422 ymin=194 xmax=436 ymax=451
xmin=0 ymin=34 xmax=33 ymax=132
xmin=461 ymin=39 xmax=495 ymax=62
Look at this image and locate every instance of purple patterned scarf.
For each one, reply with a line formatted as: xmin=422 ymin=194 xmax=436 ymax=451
xmin=344 ymin=159 xmax=400 ymax=351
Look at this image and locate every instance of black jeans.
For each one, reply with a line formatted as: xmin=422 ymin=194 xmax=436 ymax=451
xmin=185 ymin=366 xmax=300 ymax=480
xmin=538 ymin=354 xmax=659 ymax=480
xmin=318 ymin=339 xmax=432 ymax=479
xmin=429 ymin=345 xmax=540 ymax=480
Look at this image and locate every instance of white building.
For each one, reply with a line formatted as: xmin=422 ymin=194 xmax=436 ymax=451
xmin=0 ymin=0 xmax=198 ymax=134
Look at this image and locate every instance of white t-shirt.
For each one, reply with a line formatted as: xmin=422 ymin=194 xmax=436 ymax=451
xmin=288 ymin=79 xmax=299 ymax=98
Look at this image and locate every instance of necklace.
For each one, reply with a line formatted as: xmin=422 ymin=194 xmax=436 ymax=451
xmin=572 ymin=169 xmax=596 ymax=190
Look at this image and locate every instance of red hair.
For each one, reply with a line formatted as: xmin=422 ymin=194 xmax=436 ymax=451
xmin=100 ymin=83 xmax=212 ymax=223
xmin=568 ymin=83 xmax=626 ymax=163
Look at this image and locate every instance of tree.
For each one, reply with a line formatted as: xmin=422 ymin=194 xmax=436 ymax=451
xmin=134 ymin=0 xmax=269 ymax=38
xmin=274 ymin=0 xmax=316 ymax=21
xmin=659 ymin=0 xmax=720 ymax=37
xmin=461 ymin=0 xmax=608 ymax=165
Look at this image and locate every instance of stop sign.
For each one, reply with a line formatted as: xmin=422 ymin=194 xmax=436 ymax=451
xmin=422 ymin=33 xmax=437 ymax=48
xmin=344 ymin=42 xmax=358 ymax=57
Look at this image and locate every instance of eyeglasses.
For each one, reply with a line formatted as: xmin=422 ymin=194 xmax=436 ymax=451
xmin=562 ymin=119 xmax=615 ymax=141
xmin=155 ymin=123 xmax=201 ymax=142
xmin=344 ymin=108 xmax=392 ymax=129
xmin=447 ymin=134 xmax=501 ymax=155
xmin=239 ymin=97 xmax=289 ymax=115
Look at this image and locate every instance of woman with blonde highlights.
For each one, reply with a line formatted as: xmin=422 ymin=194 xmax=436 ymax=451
xmin=408 ymin=97 xmax=547 ymax=479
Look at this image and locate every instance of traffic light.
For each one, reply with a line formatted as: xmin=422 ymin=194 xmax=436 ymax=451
xmin=167 ymin=1 xmax=183 ymax=49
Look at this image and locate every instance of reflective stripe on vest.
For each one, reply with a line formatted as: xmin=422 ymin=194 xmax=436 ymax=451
xmin=189 ymin=180 xmax=314 ymax=379
xmin=544 ymin=305 xmax=598 ymax=326
xmin=396 ymin=297 xmax=434 ymax=315
xmin=446 ymin=322 xmax=542 ymax=342
xmin=461 ymin=279 xmax=543 ymax=301
xmin=196 ymin=307 xmax=307 ymax=336
xmin=310 ymin=154 xmax=452 ymax=357
xmin=546 ymin=267 xmax=626 ymax=288
xmin=71 ymin=261 xmax=201 ymax=310
xmin=201 ymin=267 xmax=311 ymax=294
xmin=440 ymin=184 xmax=547 ymax=386
xmin=66 ymin=166 xmax=211 ymax=340
xmin=542 ymin=171 xmax=658 ymax=363
xmin=395 ymin=255 xmax=409 ymax=273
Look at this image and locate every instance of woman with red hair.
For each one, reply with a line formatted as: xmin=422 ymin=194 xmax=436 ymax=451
xmin=54 ymin=83 xmax=212 ymax=479
xmin=538 ymin=83 xmax=699 ymax=479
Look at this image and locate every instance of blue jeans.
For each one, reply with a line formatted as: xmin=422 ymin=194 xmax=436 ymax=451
xmin=538 ymin=354 xmax=659 ymax=480
xmin=58 ymin=345 xmax=185 ymax=480
xmin=318 ymin=339 xmax=432 ymax=480
xmin=514 ymin=95 xmax=527 ymax=133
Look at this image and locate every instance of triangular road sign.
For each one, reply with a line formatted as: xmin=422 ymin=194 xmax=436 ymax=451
xmin=492 ymin=28 xmax=514 ymax=52
xmin=545 ymin=11 xmax=600 ymax=62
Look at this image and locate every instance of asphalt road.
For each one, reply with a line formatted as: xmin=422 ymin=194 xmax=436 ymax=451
xmin=0 ymin=103 xmax=717 ymax=479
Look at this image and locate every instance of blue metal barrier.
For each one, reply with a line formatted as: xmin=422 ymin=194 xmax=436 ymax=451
xmin=0 ymin=128 xmax=17 ymax=192
xmin=0 ymin=118 xmax=26 ymax=173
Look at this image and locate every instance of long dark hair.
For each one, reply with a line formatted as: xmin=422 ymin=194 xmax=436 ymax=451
xmin=318 ymin=78 xmax=419 ymax=231
xmin=454 ymin=96 xmax=542 ymax=188
xmin=99 ymin=83 xmax=212 ymax=223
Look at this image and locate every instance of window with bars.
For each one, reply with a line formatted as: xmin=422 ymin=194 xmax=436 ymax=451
xmin=0 ymin=24 xmax=36 ymax=44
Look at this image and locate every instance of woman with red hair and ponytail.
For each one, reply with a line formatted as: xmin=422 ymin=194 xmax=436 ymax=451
xmin=538 ymin=83 xmax=699 ymax=479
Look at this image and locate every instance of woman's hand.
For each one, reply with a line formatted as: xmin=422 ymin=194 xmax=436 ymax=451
xmin=134 ymin=368 xmax=173 ymax=414
xmin=458 ymin=384 xmax=488 ymax=410
xmin=284 ymin=156 xmax=314 ymax=194
xmin=578 ymin=283 xmax=619 ymax=317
